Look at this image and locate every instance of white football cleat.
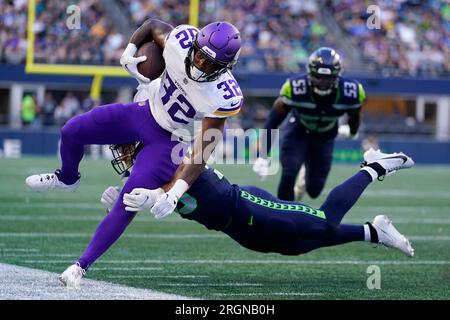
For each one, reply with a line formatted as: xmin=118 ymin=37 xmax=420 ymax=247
xmin=294 ymin=165 xmax=306 ymax=201
xmin=372 ymin=215 xmax=415 ymax=257
xmin=361 ymin=148 xmax=414 ymax=180
xmin=25 ymin=172 xmax=80 ymax=192
xmin=59 ymin=263 xmax=86 ymax=288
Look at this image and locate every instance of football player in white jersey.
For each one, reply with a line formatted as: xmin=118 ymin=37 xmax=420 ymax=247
xmin=25 ymin=19 xmax=243 ymax=286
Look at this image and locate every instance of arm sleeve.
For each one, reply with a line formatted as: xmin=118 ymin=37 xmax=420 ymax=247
xmin=262 ymin=107 xmax=287 ymax=155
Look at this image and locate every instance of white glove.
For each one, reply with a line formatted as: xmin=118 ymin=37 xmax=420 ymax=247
xmin=120 ymin=43 xmax=150 ymax=84
xmin=101 ymin=186 xmax=121 ymax=211
xmin=253 ymin=157 xmax=270 ymax=181
xmin=151 ymin=192 xmax=178 ymax=219
xmin=123 ymin=188 xmax=164 ymax=212
xmin=338 ymin=124 xmax=359 ymax=140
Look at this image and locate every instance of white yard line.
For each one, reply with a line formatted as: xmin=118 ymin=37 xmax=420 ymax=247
xmin=0 ymin=248 xmax=39 ymax=252
xmin=160 ymin=283 xmax=263 ymax=287
xmin=0 ymin=263 xmax=193 ymax=300
xmin=0 ymin=215 xmax=181 ymax=222
xmin=0 ymin=232 xmax=448 ymax=240
xmin=1 ymin=215 xmax=450 ymax=224
xmin=21 ymin=259 xmax=450 ymax=265
xmin=0 ymin=203 xmax=102 ymax=209
xmin=0 ymin=232 xmax=224 ymax=239
xmin=321 ymin=189 xmax=450 ymax=198
xmin=91 ymin=267 xmax=163 ymax=271
xmin=0 ymin=253 xmax=77 ymax=258
xmin=106 ymin=275 xmax=209 ymax=279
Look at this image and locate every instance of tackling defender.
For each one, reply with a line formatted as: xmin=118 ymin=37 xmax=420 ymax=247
xmin=253 ymin=47 xmax=365 ymax=201
xmin=25 ymin=19 xmax=243 ymax=275
xmin=61 ymin=148 xmax=414 ymax=287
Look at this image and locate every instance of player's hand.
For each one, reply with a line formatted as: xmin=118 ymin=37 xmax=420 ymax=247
xmin=338 ymin=124 xmax=359 ymax=140
xmin=151 ymin=192 xmax=178 ymax=219
xmin=123 ymin=188 xmax=164 ymax=212
xmin=101 ymin=186 xmax=121 ymax=211
xmin=120 ymin=43 xmax=150 ymax=84
xmin=253 ymin=157 xmax=270 ymax=181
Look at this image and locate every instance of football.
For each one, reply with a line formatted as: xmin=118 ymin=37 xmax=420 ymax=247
xmin=136 ymin=42 xmax=165 ymax=80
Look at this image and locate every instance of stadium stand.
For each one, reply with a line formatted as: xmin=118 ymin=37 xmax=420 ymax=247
xmin=0 ymin=0 xmax=448 ymax=141
xmin=1 ymin=0 xmax=448 ymax=74
xmin=327 ymin=0 xmax=450 ymax=76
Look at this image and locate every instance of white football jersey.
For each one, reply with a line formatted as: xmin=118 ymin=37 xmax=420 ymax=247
xmin=134 ymin=24 xmax=243 ymax=141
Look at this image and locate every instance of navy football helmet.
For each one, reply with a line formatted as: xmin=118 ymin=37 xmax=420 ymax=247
xmin=307 ymin=47 xmax=342 ymax=96
xmin=110 ymin=142 xmax=143 ymax=175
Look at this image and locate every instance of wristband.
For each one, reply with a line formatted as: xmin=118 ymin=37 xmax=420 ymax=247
xmin=167 ymin=179 xmax=189 ymax=200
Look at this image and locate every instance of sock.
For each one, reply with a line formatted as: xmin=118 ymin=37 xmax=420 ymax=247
xmin=364 ymin=222 xmax=379 ymax=243
xmin=361 ymin=163 xmax=386 ymax=181
xmin=363 ymin=224 xmax=371 ymax=242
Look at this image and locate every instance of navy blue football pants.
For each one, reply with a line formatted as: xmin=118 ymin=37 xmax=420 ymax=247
xmin=278 ymin=120 xmax=334 ymax=200
xmin=224 ymin=171 xmax=372 ymax=255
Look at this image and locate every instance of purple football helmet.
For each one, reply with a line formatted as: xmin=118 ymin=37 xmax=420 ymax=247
xmin=185 ymin=21 xmax=241 ymax=82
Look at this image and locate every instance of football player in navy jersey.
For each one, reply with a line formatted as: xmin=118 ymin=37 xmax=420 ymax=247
xmin=253 ymin=47 xmax=365 ymax=201
xmin=55 ymin=146 xmax=413 ymax=287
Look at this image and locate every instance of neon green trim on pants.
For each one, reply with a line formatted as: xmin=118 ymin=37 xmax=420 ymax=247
xmin=239 ymin=190 xmax=326 ymax=219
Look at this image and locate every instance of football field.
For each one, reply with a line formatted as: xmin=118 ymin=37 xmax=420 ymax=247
xmin=0 ymin=157 xmax=449 ymax=300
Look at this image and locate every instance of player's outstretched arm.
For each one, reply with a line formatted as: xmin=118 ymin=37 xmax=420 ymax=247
xmin=151 ymin=117 xmax=226 ymax=219
xmin=347 ymin=110 xmax=361 ymax=137
xmin=253 ymin=97 xmax=290 ymax=179
xmin=121 ymin=19 xmax=174 ymax=83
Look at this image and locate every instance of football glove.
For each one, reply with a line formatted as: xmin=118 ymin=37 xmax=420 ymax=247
xmin=253 ymin=157 xmax=270 ymax=181
xmin=123 ymin=188 xmax=164 ymax=212
xmin=120 ymin=43 xmax=150 ymax=84
xmin=151 ymin=192 xmax=178 ymax=219
xmin=338 ymin=124 xmax=359 ymax=140
xmin=100 ymin=186 xmax=121 ymax=211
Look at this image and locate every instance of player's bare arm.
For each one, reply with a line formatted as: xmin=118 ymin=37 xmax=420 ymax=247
xmin=272 ymin=96 xmax=292 ymax=120
xmin=150 ymin=117 xmax=226 ymax=219
xmin=253 ymin=96 xmax=291 ymax=179
xmin=173 ymin=117 xmax=225 ymax=188
xmin=121 ymin=19 xmax=173 ymax=83
xmin=347 ymin=109 xmax=361 ymax=136
xmin=129 ymin=19 xmax=174 ymax=49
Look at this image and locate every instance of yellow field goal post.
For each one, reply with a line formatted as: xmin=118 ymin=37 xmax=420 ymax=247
xmin=26 ymin=0 xmax=199 ymax=100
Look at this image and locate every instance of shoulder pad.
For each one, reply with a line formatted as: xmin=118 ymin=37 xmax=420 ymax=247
xmin=334 ymin=78 xmax=365 ymax=110
xmin=280 ymin=74 xmax=311 ymax=106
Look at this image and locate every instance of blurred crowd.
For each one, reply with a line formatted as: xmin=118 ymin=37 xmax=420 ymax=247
xmin=0 ymin=0 xmax=126 ymax=65
xmin=118 ymin=0 xmax=334 ymax=72
xmin=20 ymin=92 xmax=96 ymax=128
xmin=0 ymin=0 xmax=449 ymax=75
xmin=327 ymin=0 xmax=450 ymax=76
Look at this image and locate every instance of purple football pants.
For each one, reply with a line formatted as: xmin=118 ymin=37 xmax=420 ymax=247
xmin=55 ymin=101 xmax=186 ymax=270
